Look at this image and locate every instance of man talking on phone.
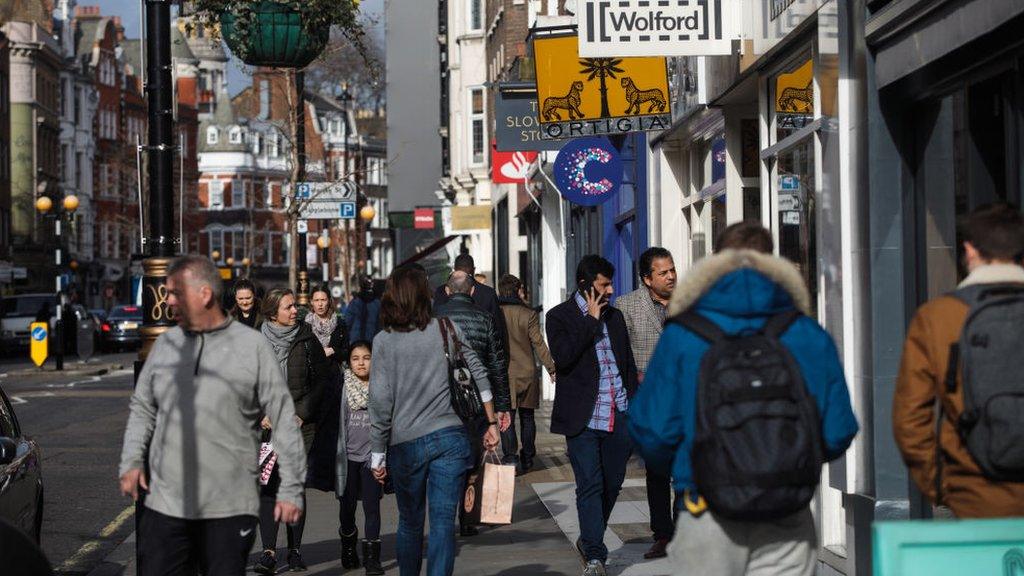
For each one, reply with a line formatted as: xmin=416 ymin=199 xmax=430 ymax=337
xmin=546 ymin=255 xmax=638 ymax=576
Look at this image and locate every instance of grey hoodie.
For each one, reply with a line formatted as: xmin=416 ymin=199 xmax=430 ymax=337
xmin=119 ymin=318 xmax=306 ymax=519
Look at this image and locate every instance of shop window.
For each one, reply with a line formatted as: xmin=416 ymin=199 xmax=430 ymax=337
xmin=776 ymin=140 xmax=817 ymax=309
xmin=772 ymin=54 xmax=814 ymax=144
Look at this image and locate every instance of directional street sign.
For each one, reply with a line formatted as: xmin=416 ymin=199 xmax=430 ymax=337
xmin=299 ymin=203 xmax=343 ymax=220
xmin=296 ymin=181 xmax=357 ymax=203
xmin=340 ymin=202 xmax=357 ymax=219
xmin=296 ymin=220 xmax=309 ymax=234
xmin=30 ymin=322 xmax=48 ymax=367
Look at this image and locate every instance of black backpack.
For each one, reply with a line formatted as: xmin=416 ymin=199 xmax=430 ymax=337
xmin=673 ymin=310 xmax=824 ymax=521
xmin=941 ymin=284 xmax=1024 ymax=488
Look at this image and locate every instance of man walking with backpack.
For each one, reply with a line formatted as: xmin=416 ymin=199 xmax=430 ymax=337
xmin=629 ymin=222 xmax=858 ymax=575
xmin=894 ymin=203 xmax=1024 ymax=517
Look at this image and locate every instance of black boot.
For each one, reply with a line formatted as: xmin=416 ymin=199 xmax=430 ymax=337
xmin=341 ymin=529 xmax=361 ymax=569
xmin=362 ymin=540 xmax=384 ymax=576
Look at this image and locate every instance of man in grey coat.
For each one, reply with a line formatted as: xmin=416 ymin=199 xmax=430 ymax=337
xmin=119 ymin=256 xmax=307 ymax=576
xmin=616 ymin=247 xmax=677 ymax=559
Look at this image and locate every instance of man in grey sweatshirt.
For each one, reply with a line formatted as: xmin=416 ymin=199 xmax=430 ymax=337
xmin=119 ymin=256 xmax=307 ymax=576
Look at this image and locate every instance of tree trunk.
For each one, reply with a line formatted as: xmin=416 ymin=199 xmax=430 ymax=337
xmin=599 ymin=73 xmax=610 ymax=118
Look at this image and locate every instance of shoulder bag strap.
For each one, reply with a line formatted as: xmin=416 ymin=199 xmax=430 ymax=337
xmin=438 ymin=317 xmax=453 ymax=363
xmin=669 ymin=311 xmax=726 ymax=344
xmin=762 ymin=310 xmax=802 ymax=338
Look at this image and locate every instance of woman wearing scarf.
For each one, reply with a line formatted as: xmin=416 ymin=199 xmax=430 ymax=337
xmin=255 ymin=288 xmax=331 ymax=574
xmin=229 ymin=278 xmax=262 ymax=329
xmin=334 ymin=342 xmax=385 ymax=575
xmin=306 ymin=285 xmax=349 ymax=363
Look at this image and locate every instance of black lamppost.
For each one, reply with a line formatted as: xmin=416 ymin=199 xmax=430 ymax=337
xmin=138 ymin=0 xmax=178 ymax=361
xmin=35 ymin=192 xmax=79 ymax=371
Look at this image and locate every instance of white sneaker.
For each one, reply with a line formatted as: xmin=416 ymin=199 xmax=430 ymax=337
xmin=582 ymin=559 xmax=607 ymax=576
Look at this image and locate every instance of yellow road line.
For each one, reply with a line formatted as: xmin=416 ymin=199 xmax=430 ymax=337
xmin=58 ymin=505 xmax=135 ymax=572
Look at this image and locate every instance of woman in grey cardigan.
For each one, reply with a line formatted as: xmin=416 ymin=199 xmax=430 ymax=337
xmin=368 ymin=266 xmax=500 ymax=576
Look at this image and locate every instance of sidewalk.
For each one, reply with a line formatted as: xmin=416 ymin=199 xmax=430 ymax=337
xmin=86 ymin=402 xmax=673 ymax=576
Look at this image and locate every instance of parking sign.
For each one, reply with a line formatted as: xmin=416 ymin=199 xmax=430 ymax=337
xmin=296 ymin=183 xmax=311 ymax=199
xmin=340 ymin=202 xmax=357 ymax=219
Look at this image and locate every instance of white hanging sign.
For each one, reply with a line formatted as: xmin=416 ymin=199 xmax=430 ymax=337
xmin=578 ymin=0 xmax=741 ymax=57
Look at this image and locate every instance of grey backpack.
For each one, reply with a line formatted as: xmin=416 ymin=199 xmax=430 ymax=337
xmin=943 ymin=284 xmax=1024 ymax=484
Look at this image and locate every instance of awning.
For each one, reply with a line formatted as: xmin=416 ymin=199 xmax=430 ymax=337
xmin=394 ymin=234 xmax=459 ymax=269
xmin=866 ymin=0 xmax=1024 ymax=89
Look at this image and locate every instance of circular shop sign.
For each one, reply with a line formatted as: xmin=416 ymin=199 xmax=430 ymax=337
xmin=554 ymin=137 xmax=623 ymax=207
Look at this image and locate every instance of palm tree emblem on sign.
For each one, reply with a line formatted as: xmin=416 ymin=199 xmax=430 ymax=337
xmin=579 ymin=57 xmax=625 ymax=118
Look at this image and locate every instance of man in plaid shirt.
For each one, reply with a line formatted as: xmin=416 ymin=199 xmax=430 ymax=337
xmin=616 ymin=247 xmax=678 ymax=559
xmin=546 ymin=255 xmax=639 ymax=576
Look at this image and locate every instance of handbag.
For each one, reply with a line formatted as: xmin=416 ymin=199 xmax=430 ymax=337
xmin=463 ymin=449 xmax=515 ymax=525
xmin=438 ymin=316 xmax=485 ymax=422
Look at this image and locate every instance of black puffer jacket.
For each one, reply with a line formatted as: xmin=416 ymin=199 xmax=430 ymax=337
xmin=434 ymin=293 xmax=511 ymax=412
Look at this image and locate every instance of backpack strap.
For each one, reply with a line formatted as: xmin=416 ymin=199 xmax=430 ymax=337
xmin=670 ymin=311 xmax=726 ymax=344
xmin=762 ymin=310 xmax=802 ymax=338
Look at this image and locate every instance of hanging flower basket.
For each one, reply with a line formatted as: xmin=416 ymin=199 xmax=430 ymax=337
xmin=219 ymin=2 xmax=327 ymax=68
xmin=188 ymin=0 xmax=365 ymax=69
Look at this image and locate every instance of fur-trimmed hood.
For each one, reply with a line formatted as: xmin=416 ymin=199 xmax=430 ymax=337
xmin=668 ymin=249 xmax=812 ymax=317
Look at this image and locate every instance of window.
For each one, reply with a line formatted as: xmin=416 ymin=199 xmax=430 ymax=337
xmin=231 ymin=179 xmax=245 ymax=208
xmin=470 ymin=88 xmax=485 ymax=165
xmin=207 ymin=126 xmax=219 ymax=145
xmin=252 ymin=133 xmax=262 ymax=155
xmin=468 ymin=0 xmax=483 ymax=31
xmin=208 ymin=228 xmax=223 ymax=261
xmin=75 ymin=86 xmax=82 ymax=124
xmin=264 ymin=180 xmax=274 ymax=207
xmin=229 ymin=127 xmax=242 ymax=144
xmin=269 ymin=133 xmax=280 ymax=157
xmin=208 ymin=180 xmax=224 ymax=209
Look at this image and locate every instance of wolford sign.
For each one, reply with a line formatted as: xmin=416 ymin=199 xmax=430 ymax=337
xmin=578 ymin=0 xmax=740 ymax=57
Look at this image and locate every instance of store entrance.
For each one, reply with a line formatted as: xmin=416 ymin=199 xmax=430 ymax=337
xmin=912 ymin=66 xmax=1023 ymax=301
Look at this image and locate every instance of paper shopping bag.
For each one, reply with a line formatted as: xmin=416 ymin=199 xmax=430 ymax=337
xmin=462 ymin=469 xmax=483 ymax=525
xmin=479 ymin=451 xmax=515 ymax=525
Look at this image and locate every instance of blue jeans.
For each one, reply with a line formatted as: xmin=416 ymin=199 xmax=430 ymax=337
xmin=389 ymin=426 xmax=471 ymax=576
xmin=565 ymin=412 xmax=634 ymax=563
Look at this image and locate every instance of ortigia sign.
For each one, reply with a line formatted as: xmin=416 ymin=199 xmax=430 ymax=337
xmin=578 ymin=0 xmax=740 ymax=57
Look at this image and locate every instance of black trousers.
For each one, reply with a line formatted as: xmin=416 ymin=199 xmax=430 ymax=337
xmin=499 ymin=408 xmax=537 ymax=465
xmin=137 ymin=507 xmax=257 ymax=576
xmin=339 ymin=459 xmax=382 ymax=540
xmin=646 ymin=467 xmax=676 ymax=541
xmin=258 ymin=464 xmax=306 ymax=551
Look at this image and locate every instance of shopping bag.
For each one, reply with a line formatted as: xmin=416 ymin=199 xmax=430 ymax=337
xmin=463 ymin=467 xmax=483 ymax=525
xmin=259 ymin=442 xmax=277 ymax=486
xmin=479 ymin=449 xmax=515 ymax=525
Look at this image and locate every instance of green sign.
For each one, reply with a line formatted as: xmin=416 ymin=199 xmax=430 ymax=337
xmin=873 ymin=519 xmax=1024 ymax=576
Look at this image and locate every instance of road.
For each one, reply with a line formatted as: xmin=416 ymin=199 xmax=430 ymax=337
xmin=1 ymin=352 xmax=139 ymax=575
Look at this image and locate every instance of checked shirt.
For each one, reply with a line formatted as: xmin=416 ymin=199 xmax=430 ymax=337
xmin=575 ymin=292 xmax=628 ymax=432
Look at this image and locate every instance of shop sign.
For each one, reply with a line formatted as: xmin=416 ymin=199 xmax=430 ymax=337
xmin=534 ymin=34 xmax=671 ymax=140
xmin=495 ymin=87 xmax=564 ymax=152
xmin=492 ymin=144 xmax=539 ymax=184
xmin=451 ymin=205 xmax=493 ymax=233
xmin=414 ymin=208 xmax=435 ymax=230
xmin=775 ymin=59 xmax=814 ymax=130
xmin=554 ymin=137 xmax=623 ymax=206
xmin=578 ymin=0 xmax=740 ymax=57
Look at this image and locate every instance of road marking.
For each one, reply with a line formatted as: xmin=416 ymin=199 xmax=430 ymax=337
xmin=57 ymin=505 xmax=135 ymax=573
xmin=9 ymin=395 xmax=25 ymax=404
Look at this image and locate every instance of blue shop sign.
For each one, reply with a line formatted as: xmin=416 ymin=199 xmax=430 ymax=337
xmin=554 ymin=137 xmax=623 ymax=207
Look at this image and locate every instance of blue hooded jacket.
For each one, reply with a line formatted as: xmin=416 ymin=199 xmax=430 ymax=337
xmin=628 ymin=250 xmax=859 ymax=502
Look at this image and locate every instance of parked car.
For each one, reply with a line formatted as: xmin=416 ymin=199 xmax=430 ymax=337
xmin=100 ymin=305 xmax=143 ymax=352
xmin=0 ymin=384 xmax=43 ymax=543
xmin=0 ymin=294 xmax=57 ymax=355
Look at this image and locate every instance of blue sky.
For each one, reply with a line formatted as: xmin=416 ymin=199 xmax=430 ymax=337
xmin=91 ymin=0 xmax=384 ymax=95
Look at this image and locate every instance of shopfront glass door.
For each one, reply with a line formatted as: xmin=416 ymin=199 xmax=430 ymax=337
xmin=914 ymin=67 xmax=1023 ymax=301
xmin=776 ymin=139 xmax=817 ymax=310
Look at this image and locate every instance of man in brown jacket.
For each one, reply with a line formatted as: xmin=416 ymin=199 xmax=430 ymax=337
xmin=894 ymin=203 xmax=1024 ymax=518
xmin=498 ymin=274 xmax=556 ymax=473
